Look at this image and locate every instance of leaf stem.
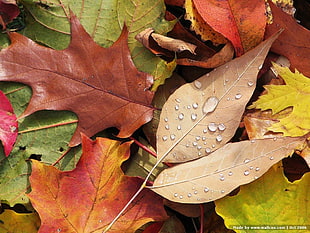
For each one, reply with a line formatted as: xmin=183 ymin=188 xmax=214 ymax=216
xmin=52 ymin=147 xmax=72 ymax=166
xmin=103 ymin=181 xmax=147 ymax=233
xmin=18 ymin=120 xmax=78 ymax=134
xmin=129 ymin=136 xmax=157 ymax=158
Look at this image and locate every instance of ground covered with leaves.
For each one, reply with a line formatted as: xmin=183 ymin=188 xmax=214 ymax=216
xmin=0 ymin=0 xmax=309 ymax=232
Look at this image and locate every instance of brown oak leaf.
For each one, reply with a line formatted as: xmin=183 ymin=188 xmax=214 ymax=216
xmin=0 ymin=12 xmax=154 ymax=146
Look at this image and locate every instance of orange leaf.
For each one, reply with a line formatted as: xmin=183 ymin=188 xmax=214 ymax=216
xmin=190 ymin=0 xmax=266 ymax=56
xmin=28 ymin=135 xmax=167 ymax=233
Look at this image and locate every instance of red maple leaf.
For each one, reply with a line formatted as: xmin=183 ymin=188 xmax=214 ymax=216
xmin=28 ymin=134 xmax=168 ymax=232
xmin=0 ymin=90 xmax=18 ymax=156
xmin=0 ymin=12 xmax=154 ymax=146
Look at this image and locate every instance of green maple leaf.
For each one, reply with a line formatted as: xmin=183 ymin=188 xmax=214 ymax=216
xmin=249 ymin=63 xmax=310 ymax=136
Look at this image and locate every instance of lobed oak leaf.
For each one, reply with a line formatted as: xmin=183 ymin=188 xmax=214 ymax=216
xmin=249 ymin=64 xmax=310 ymax=137
xmin=28 ymin=134 xmax=168 ymax=233
xmin=0 ymin=90 xmax=18 ymax=156
xmin=0 ymin=12 xmax=154 ymax=146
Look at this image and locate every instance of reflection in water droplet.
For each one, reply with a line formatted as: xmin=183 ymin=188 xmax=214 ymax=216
xmin=206 ymin=73 xmax=210 ymax=77
xmin=212 ymin=144 xmax=215 ymax=148
xmin=196 ymin=136 xmax=200 ymax=141
xmin=179 ymin=195 xmax=183 ymax=199
xmin=203 ymin=129 xmax=208 ymax=133
xmin=247 ymin=81 xmax=254 ymax=87
xmin=205 ymin=148 xmax=211 ymax=153
xmin=270 ymin=156 xmax=274 ymax=160
xmin=191 ymin=113 xmax=197 ymax=121
xmin=251 ymin=139 xmax=256 ymax=143
xmin=202 ymin=136 xmax=206 ymax=141
xmin=170 ymin=134 xmax=176 ymax=140
xmin=193 ymin=103 xmax=198 ymax=109
xmin=208 ymin=123 xmax=217 ymax=132
xmin=255 ymin=167 xmax=260 ymax=171
xmin=193 ymin=142 xmax=198 ymax=146
xmin=273 ymin=137 xmax=277 ymax=141
xmin=235 ymin=93 xmax=242 ymax=99
xmin=216 ymin=135 xmax=223 ymax=142
xmin=202 ymin=96 xmax=219 ymax=114
xmin=228 ymin=171 xmax=233 ymax=176
xmin=204 ymin=187 xmax=209 ymax=193
xmin=218 ymin=123 xmax=226 ymax=131
xmin=221 ymin=190 xmax=225 ymax=194
xmin=174 ymin=193 xmax=178 ymax=197
xmin=194 ymin=80 xmax=202 ymax=89
xmin=177 ymin=125 xmax=181 ymax=130
xmin=244 ymin=170 xmax=250 ymax=176
xmin=258 ymin=64 xmax=263 ymax=70
xmin=175 ymin=105 xmax=179 ymax=110
xmin=188 ymin=193 xmax=192 ymax=198
xmin=244 ymin=158 xmax=250 ymax=164
xmin=165 ymin=125 xmax=169 ymax=130
xmin=178 ymin=113 xmax=184 ymax=120
xmin=187 ymin=105 xmax=191 ymax=109
xmin=227 ymin=97 xmax=230 ymax=101
xmin=162 ymin=136 xmax=168 ymax=141
xmin=225 ymin=65 xmax=229 ymax=69
xmin=250 ymin=166 xmax=254 ymax=170
xmin=197 ymin=146 xmax=202 ymax=150
xmin=220 ymin=177 xmax=225 ymax=181
xmin=175 ymin=98 xmax=181 ymax=103
xmin=186 ymin=143 xmax=190 ymax=147
xmin=194 ymin=190 xmax=198 ymax=194
xmin=164 ymin=118 xmax=168 ymax=122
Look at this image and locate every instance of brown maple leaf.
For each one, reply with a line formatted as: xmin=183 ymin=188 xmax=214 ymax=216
xmin=0 ymin=12 xmax=154 ymax=146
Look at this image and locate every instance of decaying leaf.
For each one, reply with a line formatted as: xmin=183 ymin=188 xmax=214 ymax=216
xmin=0 ymin=0 xmax=19 ymax=26
xmin=151 ymin=136 xmax=306 ymax=204
xmin=156 ymin=31 xmax=280 ymax=163
xmin=185 ymin=0 xmax=266 ymax=56
xmin=249 ymin=64 xmax=310 ymax=137
xmin=0 ymin=90 xmax=18 ymax=156
xmin=28 ymin=135 xmax=167 ymax=233
xmin=215 ymin=162 xmax=310 ymax=233
xmin=266 ymin=0 xmax=310 ymax=77
xmin=0 ymin=12 xmax=154 ymax=146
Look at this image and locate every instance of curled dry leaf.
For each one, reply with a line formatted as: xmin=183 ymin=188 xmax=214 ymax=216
xmin=136 ymin=28 xmax=197 ymax=56
xmin=151 ymin=136 xmax=307 ymax=204
xmin=156 ymin=31 xmax=280 ymax=163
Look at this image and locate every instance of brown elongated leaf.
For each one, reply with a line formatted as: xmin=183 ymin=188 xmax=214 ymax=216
xmin=0 ymin=13 xmax=154 ymax=147
xmin=151 ymin=136 xmax=306 ymax=204
xmin=156 ymin=31 xmax=281 ymax=163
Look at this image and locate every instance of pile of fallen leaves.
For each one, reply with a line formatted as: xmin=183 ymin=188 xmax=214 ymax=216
xmin=0 ymin=0 xmax=309 ymax=232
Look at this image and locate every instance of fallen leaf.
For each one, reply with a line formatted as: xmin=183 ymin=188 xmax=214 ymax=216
xmin=0 ymin=90 xmax=18 ymax=156
xmin=0 ymin=0 xmax=19 ymax=26
xmin=156 ymin=31 xmax=280 ymax=163
xmin=186 ymin=0 xmax=266 ymax=56
xmin=28 ymin=135 xmax=168 ymax=233
xmin=266 ymin=0 xmax=310 ymax=77
xmin=0 ymin=209 xmax=41 ymax=233
xmin=249 ymin=64 xmax=310 ymax=137
xmin=0 ymin=12 xmax=154 ymax=146
xmin=215 ymin=162 xmax=310 ymax=232
xmin=151 ymin=136 xmax=306 ymax=204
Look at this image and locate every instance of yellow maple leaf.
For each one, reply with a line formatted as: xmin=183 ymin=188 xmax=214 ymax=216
xmin=249 ymin=63 xmax=310 ymax=136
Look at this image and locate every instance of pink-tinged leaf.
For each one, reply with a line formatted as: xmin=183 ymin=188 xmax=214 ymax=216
xmin=0 ymin=90 xmax=18 ymax=156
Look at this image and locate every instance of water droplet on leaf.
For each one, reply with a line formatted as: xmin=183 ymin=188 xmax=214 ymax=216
xmin=204 ymin=187 xmax=209 ymax=193
xmin=244 ymin=170 xmax=250 ymax=176
xmin=208 ymin=122 xmax=217 ymax=132
xmin=162 ymin=136 xmax=168 ymax=141
xmin=191 ymin=113 xmax=197 ymax=121
xmin=247 ymin=81 xmax=254 ymax=87
xmin=194 ymin=80 xmax=202 ymax=89
xmin=202 ymin=96 xmax=219 ymax=114
xmin=192 ymin=103 xmax=198 ymax=109
xmin=218 ymin=123 xmax=226 ymax=131
xmin=216 ymin=135 xmax=223 ymax=142
xmin=178 ymin=113 xmax=184 ymax=120
xmin=235 ymin=93 xmax=242 ymax=99
xmin=170 ymin=134 xmax=176 ymax=140
xmin=175 ymin=105 xmax=179 ymax=110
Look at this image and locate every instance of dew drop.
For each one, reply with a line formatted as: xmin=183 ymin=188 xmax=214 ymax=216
xmin=178 ymin=113 xmax=184 ymax=120
xmin=273 ymin=137 xmax=277 ymax=141
xmin=179 ymin=195 xmax=183 ymax=199
xmin=192 ymin=103 xmax=198 ymax=109
xmin=194 ymin=190 xmax=198 ymax=194
xmin=216 ymin=135 xmax=223 ymax=142
xmin=247 ymin=81 xmax=254 ymax=87
xmin=202 ymin=136 xmax=206 ymax=141
xmin=204 ymin=187 xmax=209 ymax=193
xmin=244 ymin=158 xmax=250 ymax=164
xmin=225 ymin=65 xmax=229 ymax=69
xmin=235 ymin=93 xmax=242 ymax=99
xmin=175 ymin=105 xmax=179 ymax=110
xmin=258 ymin=64 xmax=263 ymax=70
xmin=170 ymin=134 xmax=176 ymax=140
xmin=187 ymin=105 xmax=191 ymax=109
xmin=165 ymin=125 xmax=169 ymax=130
xmin=198 ymin=152 xmax=202 ymax=156
xmin=195 ymin=136 xmax=200 ymax=141
xmin=164 ymin=117 xmax=168 ymax=122
xmin=221 ymin=190 xmax=225 ymax=194
xmin=177 ymin=125 xmax=181 ymax=130
xmin=218 ymin=123 xmax=226 ymax=131
xmin=251 ymin=139 xmax=256 ymax=143
xmin=194 ymin=80 xmax=202 ymax=89
xmin=99 ymin=220 xmax=102 ymax=223
xmin=244 ymin=170 xmax=250 ymax=176
xmin=228 ymin=171 xmax=233 ymax=176
xmin=174 ymin=193 xmax=178 ymax=197
xmin=227 ymin=97 xmax=230 ymax=101
xmin=202 ymin=96 xmax=219 ymax=114
xmin=250 ymin=166 xmax=254 ymax=170
xmin=197 ymin=146 xmax=202 ymax=150
xmin=186 ymin=143 xmax=190 ymax=147
xmin=188 ymin=193 xmax=192 ymax=198
xmin=270 ymin=156 xmax=274 ymax=160
xmin=203 ymin=142 xmax=207 ymax=145
xmin=162 ymin=136 xmax=168 ymax=141
xmin=203 ymin=129 xmax=208 ymax=133
xmin=206 ymin=73 xmax=210 ymax=77
xmin=191 ymin=113 xmax=197 ymax=121
xmin=175 ymin=98 xmax=181 ymax=103
xmin=255 ymin=167 xmax=260 ymax=171
xmin=208 ymin=122 xmax=217 ymax=132
xmin=205 ymin=148 xmax=211 ymax=153
xmin=192 ymin=142 xmax=198 ymax=146
xmin=220 ymin=177 xmax=225 ymax=181
xmin=212 ymin=144 xmax=215 ymax=148
xmin=254 ymin=176 xmax=259 ymax=179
